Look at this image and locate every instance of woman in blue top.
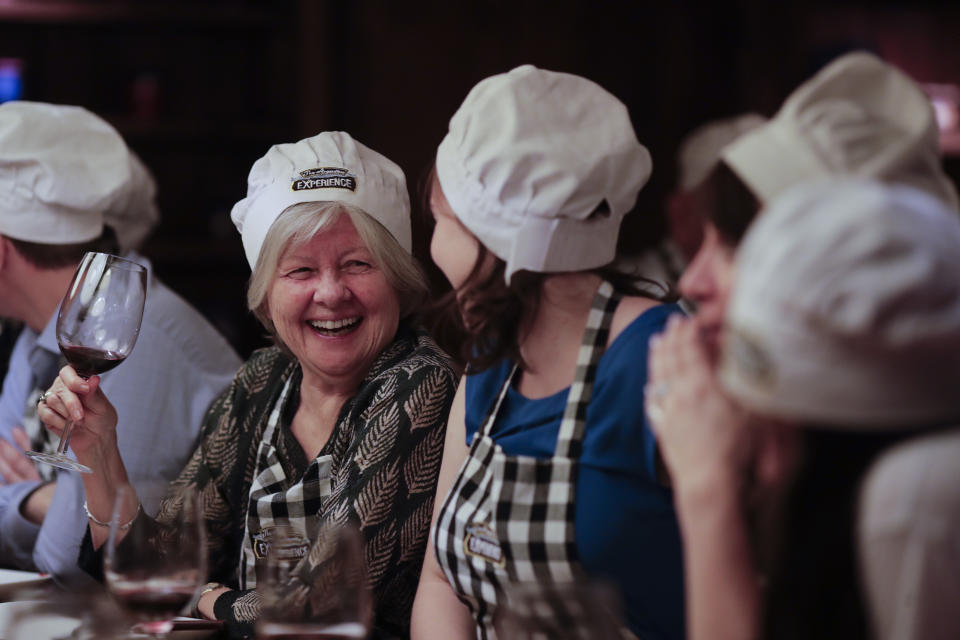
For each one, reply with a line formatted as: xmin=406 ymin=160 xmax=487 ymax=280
xmin=411 ymin=65 xmax=685 ymax=640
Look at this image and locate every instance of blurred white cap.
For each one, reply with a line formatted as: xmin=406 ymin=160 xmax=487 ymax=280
xmin=436 ymin=64 xmax=652 ymax=283
xmin=721 ymin=179 xmax=960 ymax=428
xmin=677 ymin=113 xmax=767 ymax=190
xmin=105 ymin=150 xmax=160 ymax=252
xmin=0 ymin=101 xmax=132 ymax=244
xmin=722 ymin=52 xmax=959 ymax=211
xmin=231 ymin=131 xmax=411 ymax=269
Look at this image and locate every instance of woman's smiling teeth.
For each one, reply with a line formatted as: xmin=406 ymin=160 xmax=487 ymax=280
xmin=309 ymin=317 xmax=362 ymax=336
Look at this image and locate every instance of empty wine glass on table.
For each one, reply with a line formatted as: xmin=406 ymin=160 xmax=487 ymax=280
xmin=3 ymin=588 xmax=132 ymax=640
xmin=256 ymin=522 xmax=372 ymax=639
xmin=494 ymin=579 xmax=628 ymax=639
xmin=104 ymin=486 xmax=207 ymax=638
xmin=26 ymin=252 xmax=147 ymax=474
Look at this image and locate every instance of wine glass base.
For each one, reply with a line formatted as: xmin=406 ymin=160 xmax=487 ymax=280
xmin=25 ymin=451 xmax=92 ymax=474
xmin=132 ymin=619 xmax=175 ymax=637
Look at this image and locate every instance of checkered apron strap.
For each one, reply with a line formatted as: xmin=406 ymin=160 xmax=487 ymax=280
xmin=434 ymin=366 xmax=513 ymax=631
xmin=555 ymin=280 xmax=619 ymax=459
xmin=238 ymin=377 xmax=334 ymax=590
xmin=524 ymin=279 xmax=617 ymax=587
xmin=434 ymin=281 xmax=621 ymax=638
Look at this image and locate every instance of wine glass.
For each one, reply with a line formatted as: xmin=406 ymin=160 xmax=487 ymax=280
xmin=494 ymin=579 xmax=627 ymax=639
xmin=104 ymin=486 xmax=207 ymax=638
xmin=256 ymin=522 xmax=372 ymax=639
xmin=27 ymin=251 xmax=147 ymax=474
xmin=3 ymin=588 xmax=131 ymax=640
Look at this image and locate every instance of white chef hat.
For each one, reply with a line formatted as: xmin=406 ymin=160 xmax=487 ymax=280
xmin=720 ymin=179 xmax=960 ymax=428
xmin=722 ymin=52 xmax=959 ymax=211
xmin=104 ymin=150 xmax=160 ymax=252
xmin=230 ymin=131 xmax=411 ymax=269
xmin=677 ymin=113 xmax=767 ymax=190
xmin=435 ymin=64 xmax=652 ymax=283
xmin=0 ymin=101 xmax=132 ymax=244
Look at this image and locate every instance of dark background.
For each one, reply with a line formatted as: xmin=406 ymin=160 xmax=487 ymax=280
xmin=2 ymin=0 xmax=959 ymax=358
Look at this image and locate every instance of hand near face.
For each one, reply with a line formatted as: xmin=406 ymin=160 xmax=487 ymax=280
xmin=646 ymin=315 xmax=753 ymax=499
xmin=36 ymin=365 xmax=119 ymax=460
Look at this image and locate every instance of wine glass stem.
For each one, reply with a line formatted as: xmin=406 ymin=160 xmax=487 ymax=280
xmin=56 ymin=420 xmax=75 ymax=455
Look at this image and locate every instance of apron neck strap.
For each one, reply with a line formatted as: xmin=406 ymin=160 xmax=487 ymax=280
xmin=476 ymin=280 xmax=620 ymax=459
xmin=555 ymin=280 xmax=619 ymax=458
xmin=260 ymin=376 xmax=296 ymax=462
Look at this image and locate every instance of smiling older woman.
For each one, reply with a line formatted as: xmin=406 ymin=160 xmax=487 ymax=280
xmin=39 ymin=132 xmax=457 ymax=638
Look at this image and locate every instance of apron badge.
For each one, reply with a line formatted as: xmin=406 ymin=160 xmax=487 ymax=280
xmin=464 ymin=522 xmax=505 ymax=567
xmin=252 ymin=526 xmax=310 ymax=560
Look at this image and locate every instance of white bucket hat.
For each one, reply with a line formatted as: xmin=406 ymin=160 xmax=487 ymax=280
xmin=105 ymin=150 xmax=160 ymax=253
xmin=435 ymin=64 xmax=652 ymax=283
xmin=721 ymin=179 xmax=960 ymax=428
xmin=722 ymin=52 xmax=959 ymax=211
xmin=230 ymin=131 xmax=411 ymax=269
xmin=0 ymin=101 xmax=132 ymax=244
xmin=677 ymin=113 xmax=767 ymax=190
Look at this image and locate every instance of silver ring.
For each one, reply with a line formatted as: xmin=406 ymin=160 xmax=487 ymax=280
xmin=647 ymin=403 xmax=665 ymax=424
xmin=38 ymin=390 xmax=51 ymax=404
xmin=646 ymin=383 xmax=669 ymax=399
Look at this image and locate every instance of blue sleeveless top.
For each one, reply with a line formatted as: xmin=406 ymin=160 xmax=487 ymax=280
xmin=464 ymin=303 xmax=686 ymax=640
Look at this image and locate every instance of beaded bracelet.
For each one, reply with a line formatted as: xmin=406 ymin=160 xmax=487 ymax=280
xmin=83 ymin=500 xmax=141 ymax=530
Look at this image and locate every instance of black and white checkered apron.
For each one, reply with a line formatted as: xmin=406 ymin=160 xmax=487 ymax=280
xmin=435 ymin=281 xmax=623 ymax=639
xmin=239 ymin=377 xmax=334 ymax=589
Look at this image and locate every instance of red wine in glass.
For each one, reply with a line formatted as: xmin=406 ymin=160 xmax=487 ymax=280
xmin=105 ymin=486 xmax=206 ymax=639
xmin=27 ymin=252 xmax=147 ymax=474
xmin=109 ymin=577 xmax=198 ymax=636
xmin=59 ymin=345 xmax=127 ymax=378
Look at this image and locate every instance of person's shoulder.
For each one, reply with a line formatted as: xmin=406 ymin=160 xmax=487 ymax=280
xmin=595 ymin=300 xmax=683 ymax=391
xmin=374 ymin=325 xmax=458 ymax=383
xmin=860 ymin=427 xmax=960 ymax=532
xmin=608 ymin=297 xmax=684 ymax=348
xmin=409 ymin=330 xmax=458 ymax=374
xmin=203 ymin=346 xmax=296 ymax=433
xmin=138 ymin=277 xmax=240 ymax=365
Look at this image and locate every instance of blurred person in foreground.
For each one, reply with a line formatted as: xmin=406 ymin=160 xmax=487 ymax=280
xmin=0 ymin=101 xmax=241 ymax=580
xmin=42 ymin=131 xmax=458 ymax=638
xmin=645 ymin=51 xmax=959 ymax=640
xmin=411 ymin=65 xmax=685 ymax=640
xmin=650 ymin=179 xmax=960 ymax=640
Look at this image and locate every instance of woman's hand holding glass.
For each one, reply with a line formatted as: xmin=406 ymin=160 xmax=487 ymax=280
xmin=38 ymin=365 xmax=134 ymax=551
xmin=27 ymin=252 xmax=146 ymax=474
xmin=36 ymin=364 xmax=120 ymax=463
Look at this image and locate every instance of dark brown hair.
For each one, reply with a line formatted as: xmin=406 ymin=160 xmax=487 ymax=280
xmin=9 ymin=226 xmax=120 ymax=270
xmin=698 ymin=161 xmax=762 ymax=246
xmin=759 ymin=427 xmax=920 ymax=640
xmin=423 ymin=169 xmax=677 ymax=373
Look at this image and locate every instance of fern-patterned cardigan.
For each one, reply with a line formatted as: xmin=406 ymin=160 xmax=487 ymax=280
xmin=80 ymin=324 xmax=457 ymax=639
